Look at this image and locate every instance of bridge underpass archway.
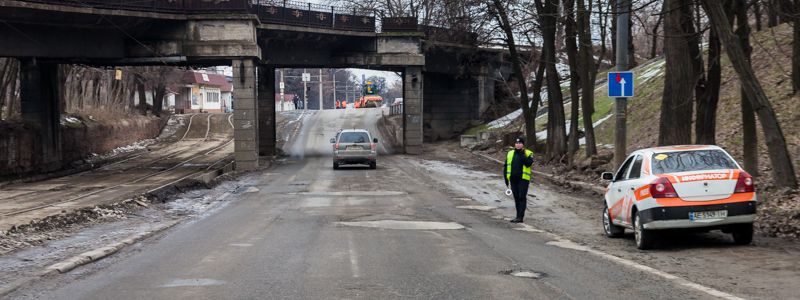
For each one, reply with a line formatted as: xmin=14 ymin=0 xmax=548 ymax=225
xmin=249 ymin=67 xmax=409 ymax=164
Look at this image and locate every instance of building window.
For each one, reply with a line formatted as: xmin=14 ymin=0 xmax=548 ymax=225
xmin=206 ymin=91 xmax=220 ymax=103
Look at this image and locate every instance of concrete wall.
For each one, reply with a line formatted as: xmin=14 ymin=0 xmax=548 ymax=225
xmin=422 ymin=72 xmax=480 ymax=141
xmin=403 ymin=67 xmax=423 ymax=154
xmin=0 ymin=117 xmax=166 ymax=178
xmin=232 ymin=59 xmax=259 ymax=171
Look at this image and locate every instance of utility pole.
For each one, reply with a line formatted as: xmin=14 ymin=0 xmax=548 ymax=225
xmin=614 ymin=0 xmax=630 ymax=169
xmin=303 ymin=68 xmax=308 ymax=111
xmin=279 ymin=69 xmax=285 ymax=111
xmin=318 ymin=69 xmax=323 ymax=110
xmin=333 ymin=71 xmax=337 ymax=107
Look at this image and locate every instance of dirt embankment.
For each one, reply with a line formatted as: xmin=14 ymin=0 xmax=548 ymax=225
xmin=0 ymin=115 xmax=167 ymax=180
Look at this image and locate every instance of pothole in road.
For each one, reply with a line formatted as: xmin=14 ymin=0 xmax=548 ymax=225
xmin=457 ymin=205 xmax=496 ymax=212
xmin=499 ymin=269 xmax=545 ymax=279
xmin=336 ymin=220 xmax=465 ymax=230
xmin=160 ymin=278 xmax=226 ymax=287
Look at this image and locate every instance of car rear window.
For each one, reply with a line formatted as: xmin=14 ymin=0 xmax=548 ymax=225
xmin=339 ymin=132 xmax=370 ymax=143
xmin=652 ymin=150 xmax=737 ymax=174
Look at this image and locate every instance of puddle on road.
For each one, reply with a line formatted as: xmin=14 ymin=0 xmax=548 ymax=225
xmin=293 ymin=191 xmax=406 ymax=197
xmin=336 ymin=220 xmax=465 ymax=230
xmin=457 ymin=205 xmax=496 ymax=212
xmin=160 ymin=278 xmax=226 ymax=287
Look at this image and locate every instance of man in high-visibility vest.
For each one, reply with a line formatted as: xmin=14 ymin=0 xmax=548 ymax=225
xmin=504 ymin=137 xmax=534 ymax=223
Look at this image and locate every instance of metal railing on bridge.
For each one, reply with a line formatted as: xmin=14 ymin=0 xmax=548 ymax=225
xmin=14 ymin=0 xmax=478 ymax=43
xmin=20 ymin=0 xmax=250 ymax=12
xmin=253 ymin=0 xmax=375 ymax=32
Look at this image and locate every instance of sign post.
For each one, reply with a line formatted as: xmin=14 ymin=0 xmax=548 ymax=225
xmin=613 ymin=0 xmax=631 ymax=169
xmin=302 ymin=70 xmax=310 ymax=110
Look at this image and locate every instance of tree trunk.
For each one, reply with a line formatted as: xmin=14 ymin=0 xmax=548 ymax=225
xmin=733 ymin=0 xmax=759 ymax=177
xmin=793 ymin=0 xmax=800 ymax=93
xmin=659 ymin=0 xmax=702 ymax=146
xmin=650 ymin=5 xmax=664 ymax=59
xmin=578 ymin=0 xmax=597 ymax=156
xmin=702 ymin=0 xmax=798 ymax=189
xmin=491 ymin=0 xmax=537 ymax=147
xmin=779 ymin=0 xmax=794 ymax=24
xmin=754 ymin=0 xmax=763 ymax=31
xmin=695 ymin=25 xmax=722 ymax=145
xmin=153 ymin=84 xmax=165 ymax=117
xmin=137 ymin=75 xmax=147 ymax=116
xmin=597 ymin=0 xmax=608 ymax=70
xmin=768 ymin=0 xmax=779 ymax=27
xmin=565 ymin=0 xmax=581 ymax=160
xmin=626 ymin=0 xmax=637 ymax=68
xmin=536 ymin=0 xmax=568 ymax=161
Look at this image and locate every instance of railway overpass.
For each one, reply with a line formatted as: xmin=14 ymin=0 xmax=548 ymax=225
xmin=0 ymin=0 xmax=511 ymax=171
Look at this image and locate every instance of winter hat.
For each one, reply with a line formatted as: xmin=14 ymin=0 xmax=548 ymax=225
xmin=515 ymin=137 xmax=525 ymax=144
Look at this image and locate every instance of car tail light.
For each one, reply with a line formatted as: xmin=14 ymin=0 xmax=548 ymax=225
xmin=371 ymin=143 xmax=376 ymax=151
xmin=649 ymin=177 xmax=678 ymax=198
xmin=334 ymin=143 xmax=339 ymax=151
xmin=734 ymin=171 xmax=754 ymax=193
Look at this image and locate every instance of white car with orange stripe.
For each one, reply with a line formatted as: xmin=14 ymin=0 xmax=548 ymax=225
xmin=600 ymin=145 xmax=756 ymax=249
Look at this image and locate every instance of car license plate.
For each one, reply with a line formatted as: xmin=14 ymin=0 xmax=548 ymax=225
xmin=689 ymin=210 xmax=727 ymax=221
xmin=346 ymin=145 xmax=361 ymax=150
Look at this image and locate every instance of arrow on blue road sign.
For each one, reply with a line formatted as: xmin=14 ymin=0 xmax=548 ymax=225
xmin=608 ymin=71 xmax=634 ymax=98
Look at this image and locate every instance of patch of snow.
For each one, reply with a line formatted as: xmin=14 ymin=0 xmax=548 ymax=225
xmin=639 ymin=60 xmax=666 ymax=83
xmin=157 ymin=114 xmax=187 ymax=139
xmin=487 ymin=109 xmax=522 ymax=129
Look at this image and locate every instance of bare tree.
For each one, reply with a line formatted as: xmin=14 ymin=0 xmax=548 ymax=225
xmin=695 ymin=3 xmax=724 ymax=145
xmin=701 ymin=0 xmax=798 ymax=189
xmin=792 ymin=0 xmax=800 ymax=93
xmin=488 ymin=0 xmax=537 ymax=147
xmin=658 ymin=0 xmax=703 ymax=146
xmin=578 ymin=0 xmax=598 ymax=156
xmin=565 ymin=0 xmax=582 ymax=161
xmin=535 ymin=0 xmax=568 ymax=161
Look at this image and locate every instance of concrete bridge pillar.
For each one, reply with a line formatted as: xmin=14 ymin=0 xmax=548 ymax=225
xmin=20 ymin=58 xmax=61 ymax=170
xmin=403 ymin=67 xmax=423 ymax=154
xmin=257 ymin=64 xmax=276 ymax=156
xmin=232 ymin=59 xmax=259 ymax=171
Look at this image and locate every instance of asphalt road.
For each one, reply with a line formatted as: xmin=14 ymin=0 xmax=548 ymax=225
xmin=10 ymin=108 xmax=720 ymax=299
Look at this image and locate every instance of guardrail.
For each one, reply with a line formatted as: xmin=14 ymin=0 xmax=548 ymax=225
xmin=389 ymin=101 xmax=403 ymax=116
xmin=13 ymin=0 xmax=479 ymax=43
xmin=253 ymin=0 xmax=375 ymax=32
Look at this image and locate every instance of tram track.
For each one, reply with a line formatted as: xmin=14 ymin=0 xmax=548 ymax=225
xmin=0 ymin=114 xmax=235 ymax=221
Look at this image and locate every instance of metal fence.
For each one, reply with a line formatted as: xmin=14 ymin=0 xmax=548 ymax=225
xmin=389 ymin=101 xmax=403 ymax=116
xmin=20 ymin=0 xmax=250 ymax=12
xmin=252 ymin=0 xmax=375 ymax=32
xmin=13 ymin=0 xmax=479 ymax=44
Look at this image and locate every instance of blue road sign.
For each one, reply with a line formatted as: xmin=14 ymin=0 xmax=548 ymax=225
xmin=608 ymin=71 xmax=634 ymax=98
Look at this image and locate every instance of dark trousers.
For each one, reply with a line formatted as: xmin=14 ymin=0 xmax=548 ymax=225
xmin=510 ymin=179 xmax=530 ymax=220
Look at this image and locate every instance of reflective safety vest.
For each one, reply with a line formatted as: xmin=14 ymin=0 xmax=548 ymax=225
xmin=506 ymin=149 xmax=533 ymax=181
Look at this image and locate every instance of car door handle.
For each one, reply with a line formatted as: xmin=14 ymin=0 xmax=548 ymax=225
xmin=630 ymin=187 xmax=635 ymax=191
xmin=617 ymin=189 xmax=622 ymax=192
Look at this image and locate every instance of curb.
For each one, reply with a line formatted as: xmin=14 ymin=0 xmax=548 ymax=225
xmin=472 ymin=151 xmax=606 ymax=194
xmin=0 ymin=159 xmax=235 ymax=297
xmin=0 ymin=220 xmax=182 ymax=298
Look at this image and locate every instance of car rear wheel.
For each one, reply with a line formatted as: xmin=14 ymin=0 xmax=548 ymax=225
xmin=732 ymin=223 xmax=754 ymax=245
xmin=333 ymin=161 xmax=339 ymax=170
xmin=603 ymin=203 xmax=625 ymax=238
xmin=369 ymin=162 xmax=376 ymax=169
xmin=634 ymin=211 xmax=656 ymax=250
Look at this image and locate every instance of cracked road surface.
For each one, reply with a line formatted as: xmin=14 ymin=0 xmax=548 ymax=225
xmin=6 ymin=108 xmax=763 ymax=299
